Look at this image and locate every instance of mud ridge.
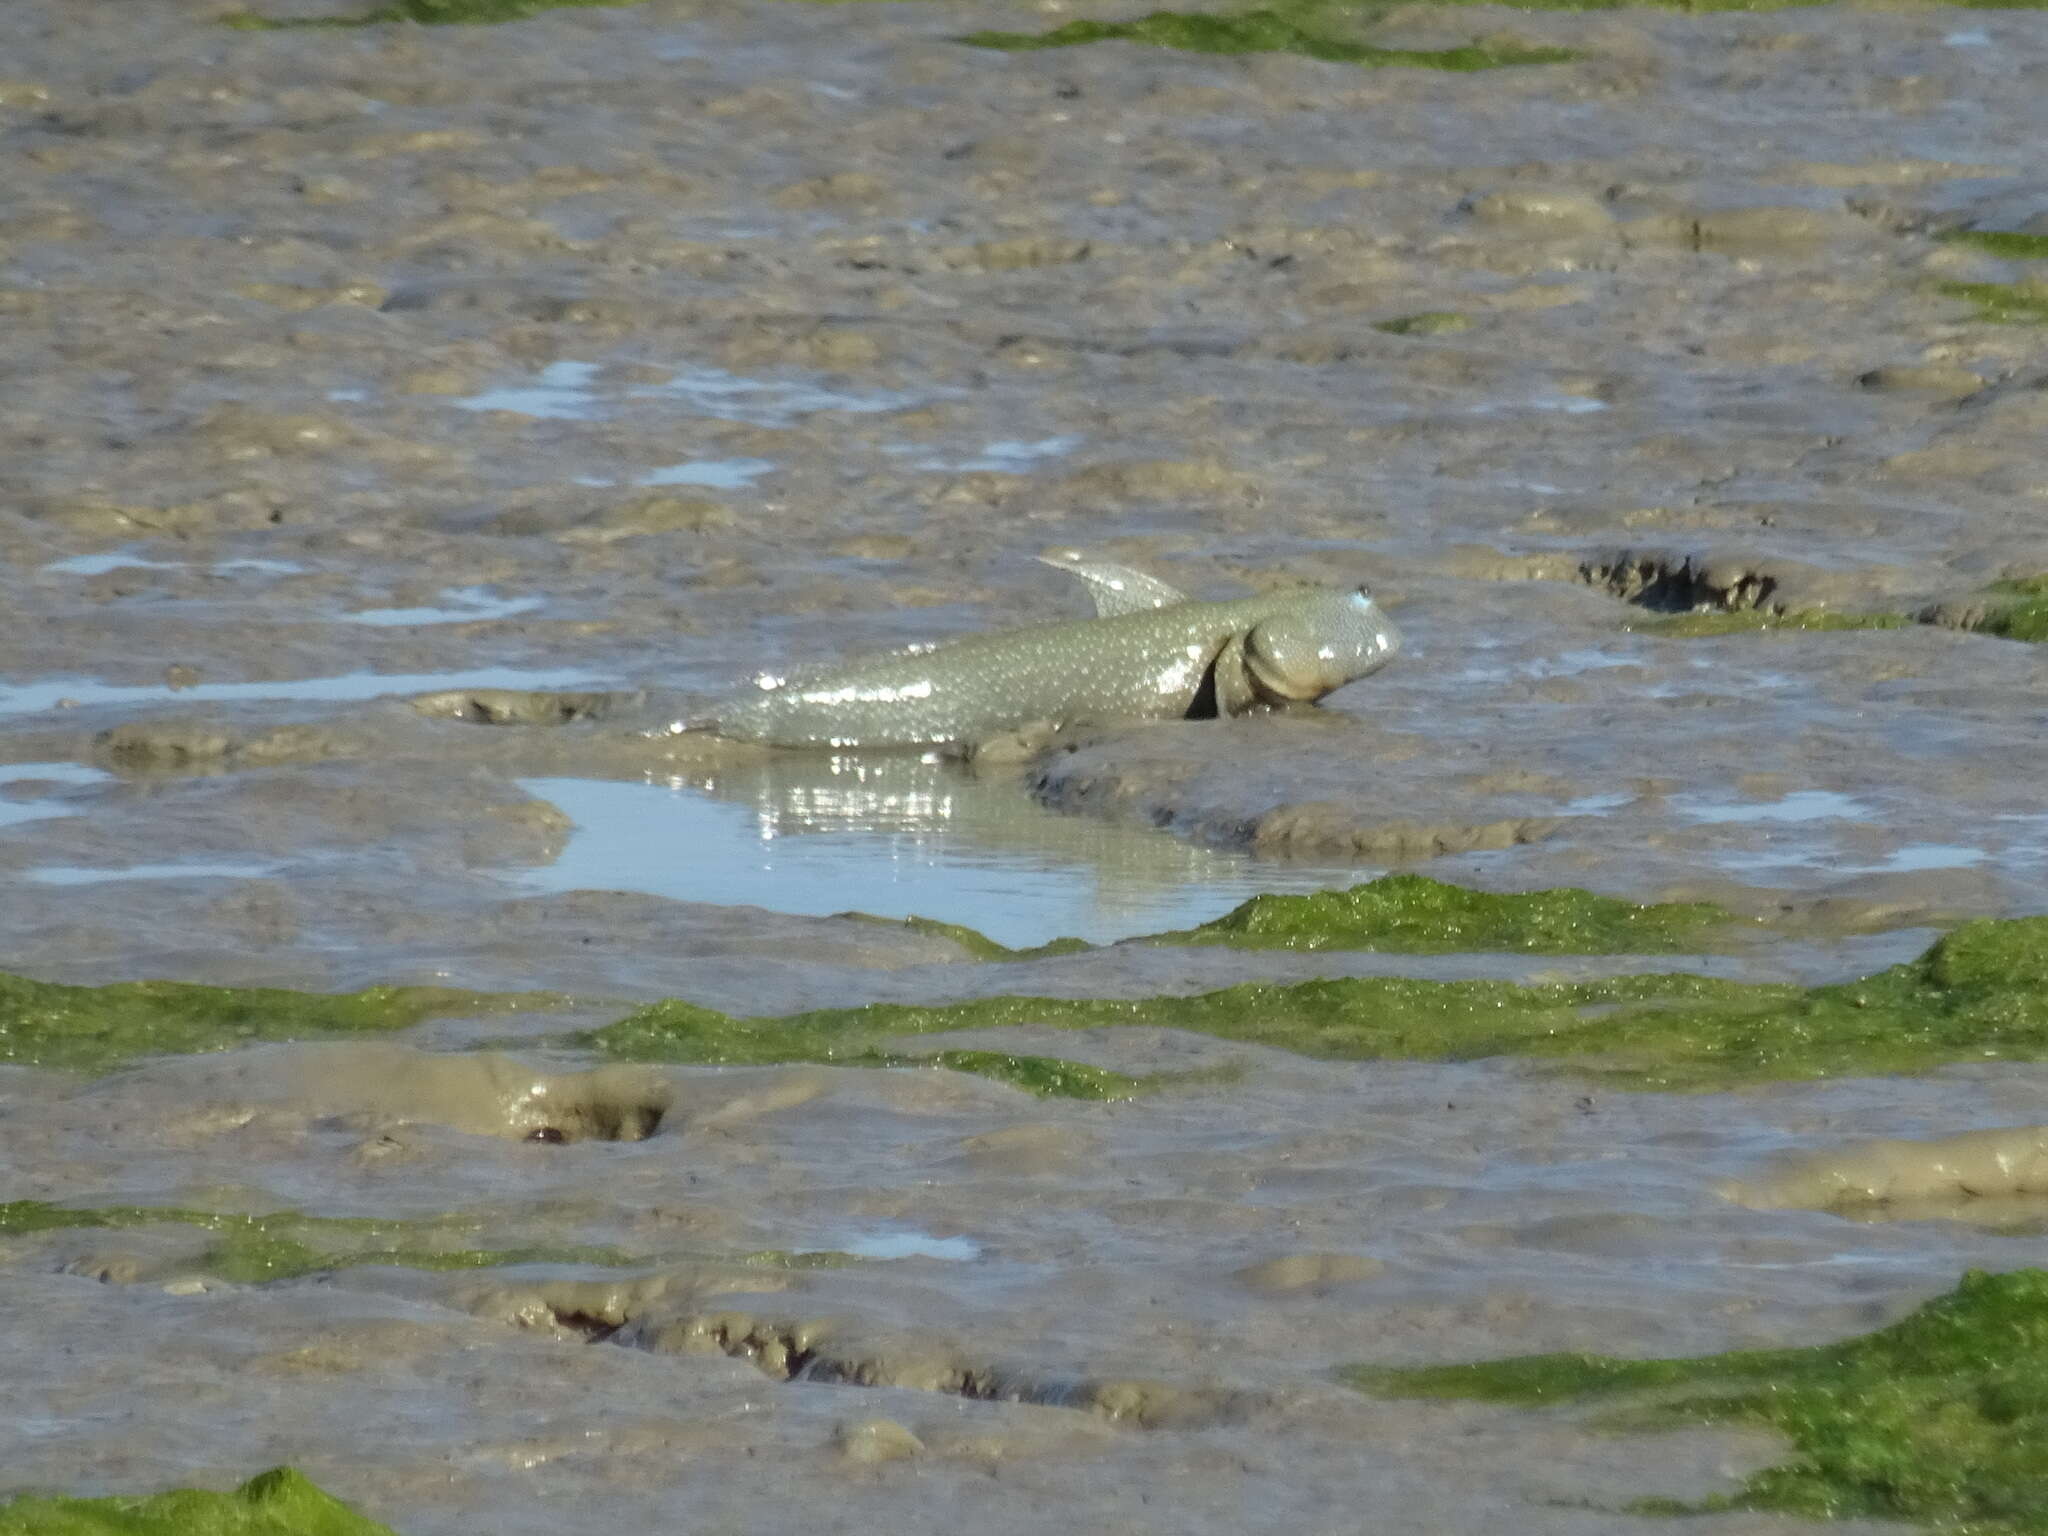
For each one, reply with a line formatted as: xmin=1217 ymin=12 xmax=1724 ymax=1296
xmin=509 ymin=1289 xmax=1242 ymax=1428
xmin=1576 ymin=548 xmax=1781 ymax=614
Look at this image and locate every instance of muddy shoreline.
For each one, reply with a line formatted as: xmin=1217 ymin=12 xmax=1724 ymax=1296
xmin=5 ymin=0 xmax=2048 ymax=1529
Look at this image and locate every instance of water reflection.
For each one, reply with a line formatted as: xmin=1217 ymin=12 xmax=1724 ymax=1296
xmin=519 ymin=754 xmax=1369 ymax=949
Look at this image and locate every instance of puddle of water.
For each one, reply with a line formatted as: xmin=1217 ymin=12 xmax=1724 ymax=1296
xmin=1562 ymin=792 xmax=1635 ymax=815
xmin=1717 ymin=840 xmax=1988 ymax=876
xmin=326 ymin=387 xmax=370 ymax=403
xmin=1 ymin=763 xmax=114 ymax=788
xmin=627 ymin=364 xmax=921 ymax=427
xmin=1471 ymin=397 xmax=1608 ymax=417
xmin=517 ymin=759 xmax=1371 ymax=949
xmin=27 ymin=861 xmax=279 ymax=885
xmin=1946 ymin=28 xmax=1992 ymax=45
xmin=452 ymin=359 xmax=922 ymax=429
xmin=1461 ymin=648 xmax=1642 ymax=684
xmin=892 ymin=435 xmax=1083 ymax=473
xmin=346 ymin=588 xmax=547 ymax=627
xmin=1852 ymin=843 xmax=1988 ymax=874
xmin=0 ymin=668 xmax=604 ymax=718
xmin=0 ymin=761 xmax=115 ymax=829
xmin=44 ymin=551 xmax=306 ymax=578
xmin=44 ymin=552 xmax=181 ymax=576
xmin=639 ymin=458 xmax=776 ymax=489
xmin=1674 ymin=790 xmax=1872 ymax=824
xmin=452 ymin=359 xmax=602 ymax=420
xmin=841 ymin=1230 xmax=982 ymax=1262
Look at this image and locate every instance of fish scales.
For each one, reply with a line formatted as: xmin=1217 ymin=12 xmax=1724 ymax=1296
xmin=685 ymin=562 xmax=1401 ymax=750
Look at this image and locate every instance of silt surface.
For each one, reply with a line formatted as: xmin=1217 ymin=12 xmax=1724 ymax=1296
xmin=4 ymin=0 xmax=2048 ymax=1531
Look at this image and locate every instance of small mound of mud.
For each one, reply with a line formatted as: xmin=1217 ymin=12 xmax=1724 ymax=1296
xmin=410 ymin=689 xmax=639 ymax=726
xmin=185 ymin=1042 xmax=676 ymax=1143
xmin=1727 ymin=1124 xmax=2048 ymax=1213
xmin=95 ymin=719 xmax=355 ymax=770
xmin=1246 ymin=804 xmax=1558 ymax=859
xmin=1578 ymin=549 xmax=1784 ymax=614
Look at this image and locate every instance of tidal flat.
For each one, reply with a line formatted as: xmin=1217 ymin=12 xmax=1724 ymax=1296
xmin=6 ymin=0 xmax=2048 ymax=1530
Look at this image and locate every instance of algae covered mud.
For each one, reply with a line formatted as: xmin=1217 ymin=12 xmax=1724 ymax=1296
xmin=9 ymin=0 xmax=2048 ymax=1530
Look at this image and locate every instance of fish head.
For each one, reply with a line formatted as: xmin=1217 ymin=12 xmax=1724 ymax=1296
xmin=1243 ymin=587 xmax=1402 ymax=702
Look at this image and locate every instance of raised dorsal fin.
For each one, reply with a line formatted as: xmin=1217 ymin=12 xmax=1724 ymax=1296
xmin=1037 ymin=552 xmax=1187 ymax=618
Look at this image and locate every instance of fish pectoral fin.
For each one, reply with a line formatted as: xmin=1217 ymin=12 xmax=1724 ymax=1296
xmin=1036 ymin=552 xmax=1187 ymax=618
xmin=1210 ymin=632 xmax=1262 ymax=717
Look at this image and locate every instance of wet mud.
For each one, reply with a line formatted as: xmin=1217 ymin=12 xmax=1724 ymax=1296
xmin=6 ymin=0 xmax=2048 ymax=1530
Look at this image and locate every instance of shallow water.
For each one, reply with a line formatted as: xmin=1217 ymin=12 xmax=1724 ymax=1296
xmin=0 ymin=668 xmax=605 ymax=717
xmin=346 ymin=588 xmax=548 ymax=627
xmin=520 ymin=763 xmax=1370 ymax=946
xmin=5 ymin=0 xmax=2048 ymax=1529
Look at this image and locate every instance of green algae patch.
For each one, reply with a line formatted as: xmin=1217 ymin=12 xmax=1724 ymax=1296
xmin=883 ymin=875 xmax=1744 ymax=960
xmin=1345 ymin=1268 xmax=2048 ymax=1532
xmin=0 ymin=1467 xmax=394 ymax=1536
xmin=869 ymin=1048 xmax=1154 ymax=1099
xmin=0 ymin=971 xmax=561 ymax=1074
xmin=593 ymin=917 xmax=2048 ymax=1090
xmin=1637 ymin=590 xmax=2048 ymax=645
xmin=1146 ymin=873 xmax=1737 ymax=955
xmin=1938 ymin=279 xmax=2048 ymax=324
xmin=1974 ymin=577 xmax=2048 ymax=643
xmin=225 ymin=0 xmax=642 ymax=27
xmin=960 ymin=11 xmax=1573 ymax=70
xmin=1939 ymin=229 xmax=2048 ymax=260
xmin=1375 ymin=311 xmax=1474 ymax=336
xmin=1635 ymin=609 xmax=1911 ymax=637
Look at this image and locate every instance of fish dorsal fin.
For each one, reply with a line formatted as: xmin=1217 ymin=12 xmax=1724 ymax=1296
xmin=1037 ymin=553 xmax=1187 ymax=617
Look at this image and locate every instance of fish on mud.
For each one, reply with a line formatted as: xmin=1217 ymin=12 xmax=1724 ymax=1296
xmin=666 ymin=554 xmax=1402 ymax=749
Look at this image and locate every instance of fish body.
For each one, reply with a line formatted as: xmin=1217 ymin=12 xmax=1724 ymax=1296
xmin=681 ymin=557 xmax=1401 ymax=750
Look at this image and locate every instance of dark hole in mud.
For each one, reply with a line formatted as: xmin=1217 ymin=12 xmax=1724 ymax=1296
xmin=522 ymin=1100 xmax=666 ymax=1144
xmin=1579 ymin=551 xmax=1779 ymax=614
xmin=548 ymin=1308 xmax=623 ymax=1344
xmin=410 ymin=688 xmax=633 ymax=726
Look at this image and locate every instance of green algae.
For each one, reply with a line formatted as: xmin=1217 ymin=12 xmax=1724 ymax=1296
xmin=1975 ymin=577 xmax=2048 ymax=643
xmin=1375 ymin=311 xmax=1475 ymax=336
xmin=1634 ymin=583 xmax=2048 ymax=645
xmin=1634 ymin=609 xmax=1911 ymax=637
xmin=1145 ymin=873 xmax=1737 ymax=954
xmin=1939 ymin=229 xmax=2048 ymax=260
xmin=592 ymin=916 xmax=2048 ymax=1090
xmin=1345 ymin=1268 xmax=2048 ymax=1533
xmin=865 ymin=1048 xmax=1156 ymax=1099
xmin=225 ymin=0 xmax=642 ymax=28
xmin=959 ymin=11 xmax=1573 ymax=70
xmin=885 ymin=875 xmax=1747 ymax=961
xmin=0 ymin=1468 xmax=393 ymax=1536
xmin=1938 ymin=279 xmax=2048 ymax=324
xmin=0 ymin=971 xmax=560 ymax=1074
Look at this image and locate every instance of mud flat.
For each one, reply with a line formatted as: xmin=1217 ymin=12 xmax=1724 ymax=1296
xmin=6 ymin=0 xmax=2048 ymax=1530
